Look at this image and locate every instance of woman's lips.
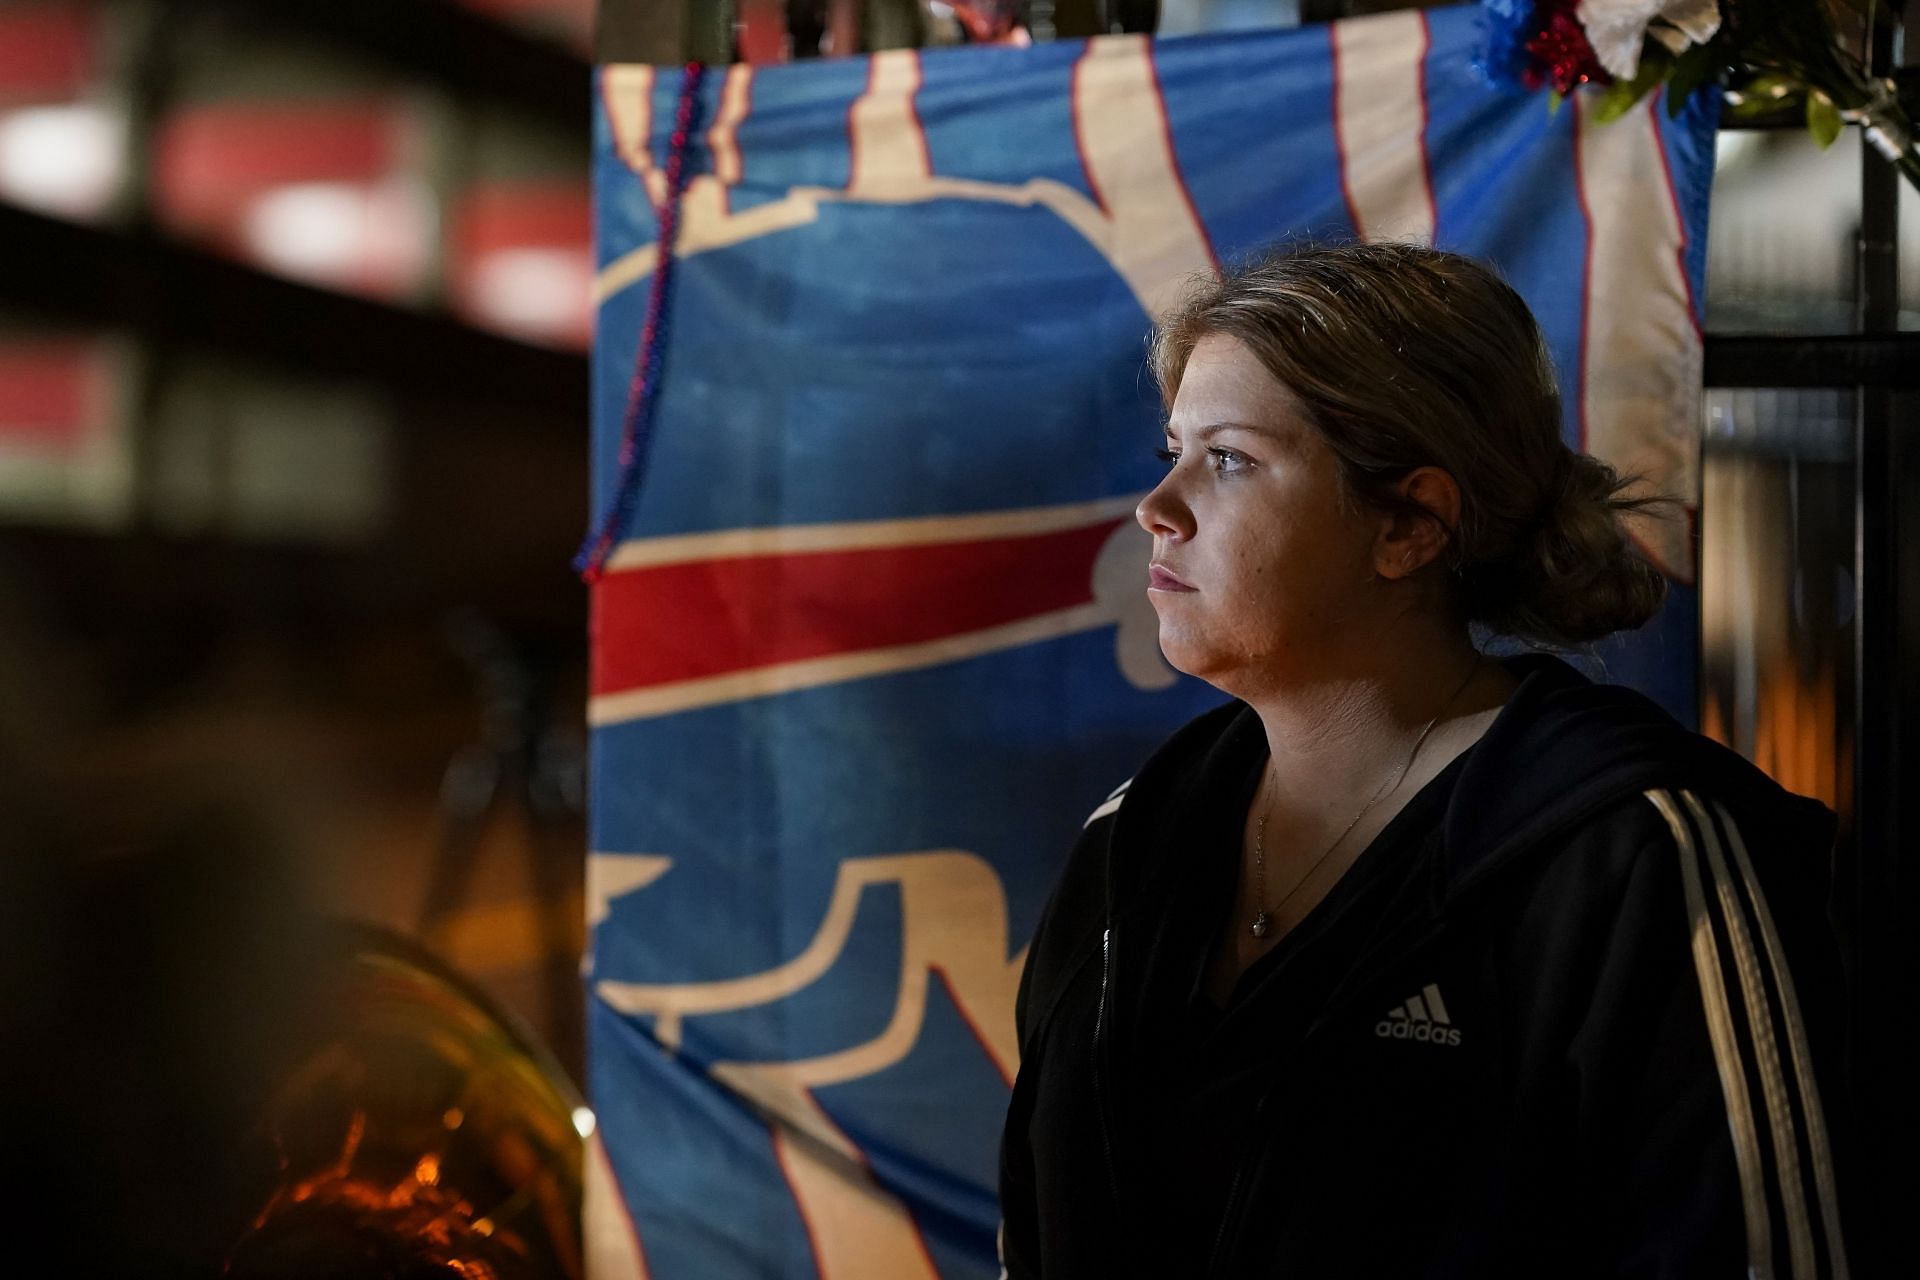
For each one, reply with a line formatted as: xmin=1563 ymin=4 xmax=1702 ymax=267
xmin=1148 ymin=564 xmax=1196 ymax=592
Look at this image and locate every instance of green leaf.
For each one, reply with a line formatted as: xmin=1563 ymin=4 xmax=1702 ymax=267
xmin=1547 ymin=88 xmax=1564 ymax=117
xmin=1730 ymin=72 xmax=1800 ymax=105
xmin=1722 ymin=71 xmax=1805 ymax=123
xmin=1665 ymin=44 xmax=1724 ymax=117
xmin=1593 ymin=46 xmax=1673 ymax=123
xmin=1806 ymin=89 xmax=1845 ymax=148
xmin=1591 ymin=81 xmax=1644 ymax=124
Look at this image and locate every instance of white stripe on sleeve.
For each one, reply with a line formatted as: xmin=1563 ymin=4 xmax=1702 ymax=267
xmin=1645 ymin=788 xmax=1776 ymax=1277
xmin=1083 ymin=779 xmax=1131 ymax=828
xmin=1704 ymin=795 xmax=1850 ymax=1280
xmin=1680 ymin=790 xmax=1815 ymax=1279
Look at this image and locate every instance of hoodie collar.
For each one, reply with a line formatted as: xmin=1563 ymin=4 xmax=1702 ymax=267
xmin=1110 ymin=651 xmax=1836 ymax=917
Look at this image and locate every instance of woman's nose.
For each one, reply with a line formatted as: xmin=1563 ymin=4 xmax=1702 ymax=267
xmin=1136 ymin=471 xmax=1195 ymax=542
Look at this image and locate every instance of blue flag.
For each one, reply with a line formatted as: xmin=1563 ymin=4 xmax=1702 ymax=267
xmin=586 ymin=8 xmax=1715 ymax=1277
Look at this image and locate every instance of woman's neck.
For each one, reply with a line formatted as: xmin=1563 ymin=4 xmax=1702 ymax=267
xmin=1241 ymin=639 xmax=1516 ymax=817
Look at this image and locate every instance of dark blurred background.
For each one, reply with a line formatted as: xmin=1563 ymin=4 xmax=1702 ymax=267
xmin=1 ymin=0 xmax=600 ymax=1086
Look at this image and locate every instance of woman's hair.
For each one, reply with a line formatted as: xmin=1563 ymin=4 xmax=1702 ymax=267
xmin=1148 ymin=240 xmax=1679 ymax=650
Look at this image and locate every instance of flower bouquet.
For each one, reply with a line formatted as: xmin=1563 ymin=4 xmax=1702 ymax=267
xmin=1480 ymin=0 xmax=1920 ymax=189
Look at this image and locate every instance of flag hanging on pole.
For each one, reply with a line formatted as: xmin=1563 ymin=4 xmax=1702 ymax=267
xmin=586 ymin=7 xmax=1715 ymax=1277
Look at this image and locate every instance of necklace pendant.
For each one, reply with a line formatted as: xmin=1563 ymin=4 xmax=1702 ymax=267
xmin=1250 ymin=911 xmax=1272 ymax=939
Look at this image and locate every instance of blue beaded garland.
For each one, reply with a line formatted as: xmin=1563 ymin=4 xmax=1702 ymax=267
xmin=575 ymin=60 xmax=707 ymax=583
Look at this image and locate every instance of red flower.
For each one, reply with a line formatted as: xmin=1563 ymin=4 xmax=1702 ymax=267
xmin=1523 ymin=4 xmax=1615 ymax=95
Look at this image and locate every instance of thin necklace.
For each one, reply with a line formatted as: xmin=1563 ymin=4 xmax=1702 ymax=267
xmin=1248 ymin=652 xmax=1484 ymax=939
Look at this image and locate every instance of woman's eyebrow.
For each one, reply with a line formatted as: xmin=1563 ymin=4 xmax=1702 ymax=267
xmin=1162 ymin=420 xmax=1287 ymax=443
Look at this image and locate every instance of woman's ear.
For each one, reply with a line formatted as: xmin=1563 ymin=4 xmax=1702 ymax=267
xmin=1372 ymin=466 xmax=1459 ymax=580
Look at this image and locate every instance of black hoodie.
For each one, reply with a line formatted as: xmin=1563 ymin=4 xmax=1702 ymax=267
xmin=998 ymin=652 xmax=1852 ymax=1279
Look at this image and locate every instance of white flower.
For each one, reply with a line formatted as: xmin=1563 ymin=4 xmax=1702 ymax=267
xmin=1576 ymin=0 xmax=1722 ymax=80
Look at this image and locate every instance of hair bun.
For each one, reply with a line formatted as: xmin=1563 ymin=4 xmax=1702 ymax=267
xmin=1471 ymin=449 xmax=1676 ymax=649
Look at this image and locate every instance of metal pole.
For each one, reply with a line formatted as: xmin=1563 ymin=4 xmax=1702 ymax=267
xmin=1847 ymin=6 xmax=1908 ymax=1270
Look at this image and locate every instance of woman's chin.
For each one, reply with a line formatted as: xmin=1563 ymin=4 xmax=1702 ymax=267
xmin=1154 ymin=631 xmax=1234 ymax=687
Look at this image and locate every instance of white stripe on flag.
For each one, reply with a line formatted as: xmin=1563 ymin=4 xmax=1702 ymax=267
xmin=768 ymin=1092 xmax=941 ymax=1280
xmin=594 ymin=46 xmax=1216 ymax=319
xmin=1072 ymin=33 xmax=1220 ymax=318
xmin=599 ymin=849 xmax=1023 ymax=1076
xmin=585 ymin=1134 xmax=653 ymax=1280
xmin=709 ymin=63 xmax=751 ymax=185
xmin=849 ymin=48 xmax=931 ymax=195
xmin=585 ymin=852 xmax=674 ymax=930
xmin=600 ymin=65 xmax=668 ymax=207
xmin=1573 ymin=92 xmax=1702 ymax=585
xmin=601 ymin=848 xmax=1025 ymax=1280
xmin=676 ymin=63 xmax=756 ymax=230
xmin=1331 ymin=11 xmax=1436 ymax=245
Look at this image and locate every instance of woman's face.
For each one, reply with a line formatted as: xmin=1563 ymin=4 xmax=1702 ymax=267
xmin=1136 ymin=332 xmax=1382 ymax=694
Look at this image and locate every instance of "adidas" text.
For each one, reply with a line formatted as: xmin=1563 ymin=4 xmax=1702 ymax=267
xmin=1375 ymin=983 xmax=1462 ymax=1047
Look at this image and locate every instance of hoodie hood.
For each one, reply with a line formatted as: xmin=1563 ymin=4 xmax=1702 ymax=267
xmin=1440 ymin=652 xmax=1837 ymax=904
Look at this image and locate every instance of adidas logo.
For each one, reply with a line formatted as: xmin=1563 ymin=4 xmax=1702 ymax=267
xmin=1374 ymin=983 xmax=1462 ymax=1046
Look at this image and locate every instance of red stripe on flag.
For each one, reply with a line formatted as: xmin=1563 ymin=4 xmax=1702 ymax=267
xmin=591 ymin=518 xmax=1125 ymax=697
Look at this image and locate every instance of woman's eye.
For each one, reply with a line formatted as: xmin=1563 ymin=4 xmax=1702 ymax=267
xmin=1207 ymin=447 xmax=1249 ymax=473
xmin=1154 ymin=447 xmax=1180 ymax=467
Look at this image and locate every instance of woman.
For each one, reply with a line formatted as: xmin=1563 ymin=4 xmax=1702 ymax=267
xmin=997 ymin=243 xmax=1850 ymax=1279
